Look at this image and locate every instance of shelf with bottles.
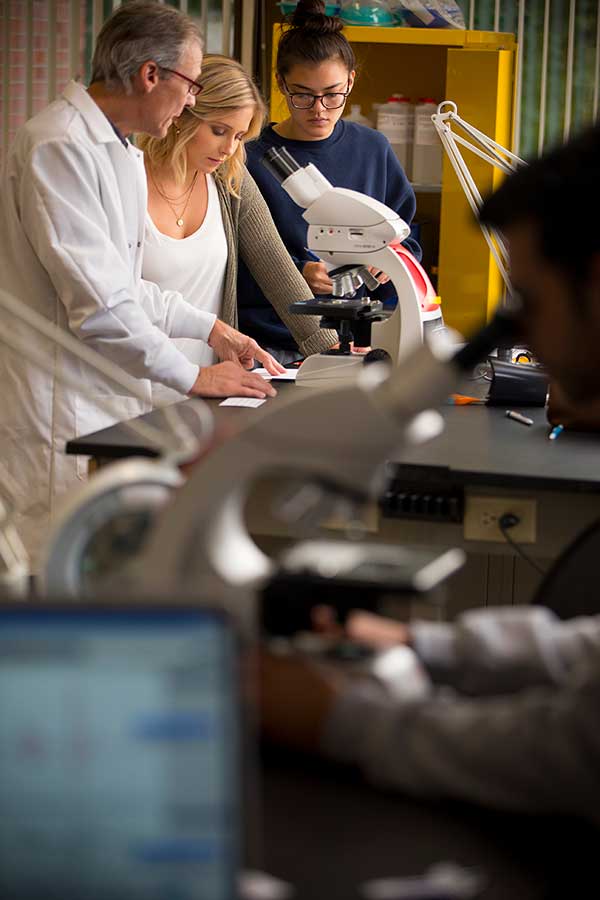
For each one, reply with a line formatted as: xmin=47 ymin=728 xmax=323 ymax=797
xmin=340 ymin=26 xmax=513 ymax=47
xmin=343 ymin=95 xmax=444 ymax=187
xmin=274 ymin=1 xmax=514 ymax=46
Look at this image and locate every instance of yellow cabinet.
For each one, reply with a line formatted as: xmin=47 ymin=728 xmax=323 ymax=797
xmin=269 ymin=26 xmax=517 ymax=336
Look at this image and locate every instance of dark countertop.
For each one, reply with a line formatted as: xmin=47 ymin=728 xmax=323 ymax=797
xmin=260 ymin=748 xmax=598 ymax=900
xmin=396 ymin=402 xmax=600 ymax=493
xmin=66 ymin=382 xmax=600 ymax=494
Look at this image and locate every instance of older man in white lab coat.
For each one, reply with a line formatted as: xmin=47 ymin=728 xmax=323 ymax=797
xmin=0 ymin=0 xmax=280 ymax=568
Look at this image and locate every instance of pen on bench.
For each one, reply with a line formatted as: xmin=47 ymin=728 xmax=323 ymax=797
xmin=505 ymin=410 xmax=534 ymax=426
xmin=448 ymin=393 xmax=485 ymax=405
xmin=549 ymin=423 xmax=564 ymax=441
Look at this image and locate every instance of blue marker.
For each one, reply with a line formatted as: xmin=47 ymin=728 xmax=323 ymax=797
xmin=548 ymin=424 xmax=564 ymax=441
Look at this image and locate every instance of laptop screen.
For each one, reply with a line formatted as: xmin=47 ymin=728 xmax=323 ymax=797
xmin=0 ymin=606 xmax=239 ymax=900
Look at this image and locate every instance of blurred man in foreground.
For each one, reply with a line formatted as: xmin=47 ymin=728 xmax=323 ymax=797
xmin=261 ymin=123 xmax=600 ymax=825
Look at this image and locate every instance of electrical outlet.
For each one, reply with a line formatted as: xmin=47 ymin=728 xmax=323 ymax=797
xmin=463 ymin=496 xmax=537 ymax=543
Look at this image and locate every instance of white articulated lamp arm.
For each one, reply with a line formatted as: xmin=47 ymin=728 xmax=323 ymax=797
xmin=431 ymin=101 xmax=527 ymax=300
xmin=0 ymin=287 xmax=214 ymax=596
xmin=0 ymin=288 xmax=212 ymax=465
xmin=0 ymin=460 xmax=29 ymax=597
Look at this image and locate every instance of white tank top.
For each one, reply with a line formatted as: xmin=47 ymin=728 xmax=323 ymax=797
xmin=143 ymin=173 xmax=228 ymax=406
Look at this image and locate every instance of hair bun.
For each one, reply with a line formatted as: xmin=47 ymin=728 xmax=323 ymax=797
xmin=290 ymin=0 xmax=344 ymax=33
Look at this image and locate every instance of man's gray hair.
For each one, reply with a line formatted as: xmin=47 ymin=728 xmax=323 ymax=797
xmin=91 ymin=0 xmax=202 ymax=93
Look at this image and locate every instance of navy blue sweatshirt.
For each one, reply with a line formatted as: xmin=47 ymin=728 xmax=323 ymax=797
xmin=238 ymin=119 xmax=421 ymax=352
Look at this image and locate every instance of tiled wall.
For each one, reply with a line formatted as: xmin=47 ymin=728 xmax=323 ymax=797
xmin=0 ymin=0 xmax=234 ymax=161
xmin=1 ymin=1 xmax=89 ymax=156
xmin=3 ymin=0 xmax=599 ymax=162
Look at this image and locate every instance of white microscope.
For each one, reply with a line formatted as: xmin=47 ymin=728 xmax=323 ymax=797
xmin=261 ymin=146 xmax=445 ymax=387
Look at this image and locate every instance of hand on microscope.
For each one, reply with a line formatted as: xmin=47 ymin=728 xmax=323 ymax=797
xmin=302 ymin=260 xmax=334 ymax=295
xmin=303 ymin=260 xmax=389 ymax=296
xmin=346 ymin=610 xmax=411 ymax=648
xmin=366 ymin=265 xmax=390 ymax=285
xmin=312 ymin=605 xmax=411 ymax=649
xmin=259 ymin=608 xmax=413 ymax=754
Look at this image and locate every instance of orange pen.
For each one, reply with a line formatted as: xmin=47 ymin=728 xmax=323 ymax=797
xmin=448 ymin=393 xmax=485 ymax=405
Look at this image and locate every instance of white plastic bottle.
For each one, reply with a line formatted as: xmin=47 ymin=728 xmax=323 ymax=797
xmin=343 ymin=103 xmax=373 ymax=127
xmin=412 ymin=97 xmax=443 ymax=186
xmin=376 ymin=95 xmax=414 ymax=178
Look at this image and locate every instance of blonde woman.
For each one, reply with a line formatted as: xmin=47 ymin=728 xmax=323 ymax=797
xmin=139 ymin=54 xmax=335 ymax=404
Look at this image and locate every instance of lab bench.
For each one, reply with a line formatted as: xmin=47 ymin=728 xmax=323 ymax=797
xmin=260 ymin=746 xmax=598 ymax=900
xmin=66 ymin=382 xmax=600 ymax=618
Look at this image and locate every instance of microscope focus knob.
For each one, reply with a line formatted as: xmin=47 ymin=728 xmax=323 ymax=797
xmin=363 ymin=348 xmax=392 ymax=366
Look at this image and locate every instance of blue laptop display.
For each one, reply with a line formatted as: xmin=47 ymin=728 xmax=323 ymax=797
xmin=0 ymin=606 xmax=239 ymax=900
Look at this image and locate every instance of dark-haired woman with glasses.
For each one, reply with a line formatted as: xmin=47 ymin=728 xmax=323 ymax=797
xmin=237 ymin=0 xmax=422 ymax=364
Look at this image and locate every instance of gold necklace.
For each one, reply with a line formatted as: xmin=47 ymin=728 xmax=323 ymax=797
xmin=153 ymin=175 xmax=197 ymax=203
xmin=152 ymin=170 xmax=199 ymax=228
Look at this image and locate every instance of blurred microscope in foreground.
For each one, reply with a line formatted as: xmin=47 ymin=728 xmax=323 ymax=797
xmin=0 ymin=214 xmax=519 ymax=643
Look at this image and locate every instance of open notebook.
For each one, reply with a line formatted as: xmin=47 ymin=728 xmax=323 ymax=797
xmin=0 ymin=604 xmax=240 ymax=900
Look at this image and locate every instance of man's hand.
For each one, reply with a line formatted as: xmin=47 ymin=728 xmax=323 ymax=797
xmin=346 ymin=611 xmax=411 ymax=649
xmin=258 ymin=612 xmax=412 ymax=753
xmin=188 ymin=361 xmax=277 ymax=399
xmin=303 ymin=260 xmax=334 ymax=295
xmin=311 ymin=607 xmax=411 ymax=649
xmin=259 ymin=649 xmax=342 ymax=753
xmin=208 ymin=320 xmax=285 ymax=375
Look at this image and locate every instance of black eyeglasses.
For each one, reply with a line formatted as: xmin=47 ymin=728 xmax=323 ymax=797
xmin=281 ymin=76 xmax=350 ymax=110
xmin=160 ymin=67 xmax=203 ymax=96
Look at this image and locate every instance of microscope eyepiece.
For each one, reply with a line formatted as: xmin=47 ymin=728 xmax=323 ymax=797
xmin=262 ymin=146 xmax=302 ymax=183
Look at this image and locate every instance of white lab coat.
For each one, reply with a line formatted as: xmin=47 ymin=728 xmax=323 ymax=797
xmin=0 ymin=81 xmax=217 ymax=566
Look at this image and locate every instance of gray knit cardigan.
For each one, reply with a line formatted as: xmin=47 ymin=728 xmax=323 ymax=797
xmin=215 ymin=167 xmax=337 ymax=357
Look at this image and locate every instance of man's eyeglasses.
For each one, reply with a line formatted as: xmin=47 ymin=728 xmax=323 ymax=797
xmin=281 ymin=76 xmax=350 ymax=110
xmin=160 ymin=67 xmax=203 ymax=96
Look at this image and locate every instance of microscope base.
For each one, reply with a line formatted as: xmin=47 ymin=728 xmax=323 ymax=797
xmin=295 ymin=352 xmax=365 ymax=388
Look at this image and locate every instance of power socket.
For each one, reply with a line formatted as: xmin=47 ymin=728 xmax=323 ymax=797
xmin=463 ymin=496 xmax=537 ymax=543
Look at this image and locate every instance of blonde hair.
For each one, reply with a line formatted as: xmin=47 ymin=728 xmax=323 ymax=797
xmin=138 ymin=54 xmax=266 ymax=196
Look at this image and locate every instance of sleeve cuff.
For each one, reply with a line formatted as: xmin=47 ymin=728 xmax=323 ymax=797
xmin=163 ymin=358 xmax=200 ymax=395
xmin=180 ymin=310 xmax=217 ymax=343
xmin=298 ymin=328 xmax=338 ymax=356
xmin=411 ymin=621 xmax=458 ymax=675
xmin=414 ymin=607 xmax=572 ymax=693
